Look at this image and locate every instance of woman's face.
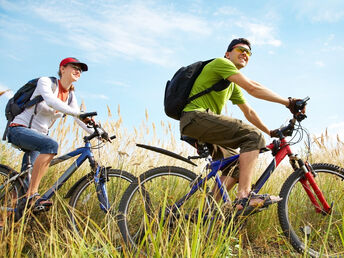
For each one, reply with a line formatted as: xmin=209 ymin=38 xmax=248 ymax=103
xmin=60 ymin=64 xmax=82 ymax=82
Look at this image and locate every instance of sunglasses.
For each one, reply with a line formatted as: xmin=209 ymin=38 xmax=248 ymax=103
xmin=69 ymin=64 xmax=83 ymax=73
xmin=233 ymin=46 xmax=252 ymax=57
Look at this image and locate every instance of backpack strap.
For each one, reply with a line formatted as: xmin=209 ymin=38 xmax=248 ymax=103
xmin=28 ymin=77 xmax=58 ymax=128
xmin=2 ymin=120 xmax=11 ymax=141
xmin=62 ymin=91 xmax=73 ymax=118
xmin=187 ymin=79 xmax=231 ymax=103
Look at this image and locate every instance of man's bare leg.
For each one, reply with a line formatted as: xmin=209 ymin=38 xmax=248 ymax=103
xmin=212 ymin=176 xmax=238 ymax=202
xmin=236 ymin=150 xmax=280 ymax=209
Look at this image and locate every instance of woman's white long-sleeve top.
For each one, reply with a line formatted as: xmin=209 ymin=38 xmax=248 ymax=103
xmin=12 ymin=77 xmax=93 ymax=134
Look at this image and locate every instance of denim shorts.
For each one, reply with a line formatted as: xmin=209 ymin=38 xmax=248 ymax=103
xmin=7 ymin=126 xmax=58 ymax=171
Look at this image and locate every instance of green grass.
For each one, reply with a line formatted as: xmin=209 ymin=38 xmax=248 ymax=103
xmin=1 ymin=111 xmax=344 ymax=257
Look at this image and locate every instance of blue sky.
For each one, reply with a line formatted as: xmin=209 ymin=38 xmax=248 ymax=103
xmin=1 ymin=0 xmax=344 ymax=144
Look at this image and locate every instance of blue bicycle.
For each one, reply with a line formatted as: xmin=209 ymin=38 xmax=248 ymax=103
xmin=117 ymin=98 xmax=344 ymax=257
xmin=0 ymin=112 xmax=136 ymax=249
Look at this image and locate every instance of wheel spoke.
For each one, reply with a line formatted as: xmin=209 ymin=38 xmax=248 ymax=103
xmin=279 ymin=163 xmax=344 ymax=256
xmin=118 ymin=166 xmax=214 ymax=253
xmin=68 ymin=169 xmax=135 ymax=250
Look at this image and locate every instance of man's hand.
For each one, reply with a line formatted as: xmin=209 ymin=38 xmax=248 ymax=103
xmin=270 ymin=129 xmax=280 ymax=138
xmin=287 ymin=97 xmax=306 ymax=115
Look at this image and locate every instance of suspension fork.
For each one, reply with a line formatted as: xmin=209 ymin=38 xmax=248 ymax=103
xmin=93 ymin=165 xmax=110 ymax=212
xmin=297 ymin=160 xmax=332 ymax=214
xmin=283 ymin=139 xmax=331 ymax=214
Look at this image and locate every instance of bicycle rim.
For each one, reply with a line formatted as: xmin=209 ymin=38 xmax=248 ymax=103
xmin=68 ymin=169 xmax=135 ymax=250
xmin=118 ymin=166 xmax=213 ymax=254
xmin=0 ymin=166 xmax=24 ymax=226
xmin=278 ymin=163 xmax=344 ymax=257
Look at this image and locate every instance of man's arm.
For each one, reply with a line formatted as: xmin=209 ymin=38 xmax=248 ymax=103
xmin=237 ymin=102 xmax=270 ymax=135
xmin=228 ymin=72 xmax=289 ymax=106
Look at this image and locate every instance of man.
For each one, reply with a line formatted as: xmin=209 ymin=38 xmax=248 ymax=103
xmin=180 ymin=38 xmax=299 ymax=211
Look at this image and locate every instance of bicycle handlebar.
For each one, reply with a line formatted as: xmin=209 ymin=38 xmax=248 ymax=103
xmin=272 ymin=97 xmax=310 ymax=139
xmin=79 ymin=111 xmax=98 ymax=120
xmin=80 ymin=111 xmax=116 ymax=143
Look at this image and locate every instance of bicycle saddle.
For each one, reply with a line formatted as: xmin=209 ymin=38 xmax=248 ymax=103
xmin=180 ymin=135 xmax=210 ymax=157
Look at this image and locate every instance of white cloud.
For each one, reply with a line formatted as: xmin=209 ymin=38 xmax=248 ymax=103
xmin=312 ymin=121 xmax=344 ymax=148
xmin=315 ymin=61 xmax=325 ymax=67
xmin=236 ymin=21 xmax=282 ymax=47
xmin=104 ymin=80 xmax=130 ymax=88
xmin=294 ymin=0 xmax=344 ymax=23
xmin=1 ymin=0 xmax=284 ymax=66
xmin=320 ymin=35 xmax=344 ymax=53
xmin=79 ymin=92 xmax=109 ymax=100
xmin=328 ymin=121 xmax=344 ymax=130
xmin=24 ymin=1 xmax=210 ymax=66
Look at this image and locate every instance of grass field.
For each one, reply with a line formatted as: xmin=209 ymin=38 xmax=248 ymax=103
xmin=0 ymin=108 xmax=343 ymax=257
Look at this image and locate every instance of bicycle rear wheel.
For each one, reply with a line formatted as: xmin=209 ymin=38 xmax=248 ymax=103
xmin=278 ymin=163 xmax=344 ymax=257
xmin=68 ymin=169 xmax=135 ymax=250
xmin=0 ymin=165 xmax=25 ymax=226
xmin=117 ymin=166 xmax=214 ymax=254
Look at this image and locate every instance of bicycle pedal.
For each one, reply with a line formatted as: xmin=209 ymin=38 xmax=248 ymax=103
xmin=33 ymin=205 xmax=51 ymax=213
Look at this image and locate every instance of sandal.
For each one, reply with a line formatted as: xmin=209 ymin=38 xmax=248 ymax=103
xmin=233 ymin=192 xmax=282 ymax=217
xmin=27 ymin=193 xmax=53 ymax=210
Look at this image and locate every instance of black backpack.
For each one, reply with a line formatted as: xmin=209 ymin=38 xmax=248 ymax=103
xmin=164 ymin=59 xmax=230 ymax=120
xmin=3 ymin=77 xmax=57 ymax=140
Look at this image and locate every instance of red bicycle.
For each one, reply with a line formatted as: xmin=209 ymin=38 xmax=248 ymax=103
xmin=118 ymin=97 xmax=344 ymax=257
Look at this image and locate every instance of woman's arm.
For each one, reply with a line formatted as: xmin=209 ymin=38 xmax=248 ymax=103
xmin=37 ymin=77 xmax=80 ymax=116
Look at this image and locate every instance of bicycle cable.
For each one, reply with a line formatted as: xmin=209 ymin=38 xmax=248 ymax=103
xmin=286 ymin=122 xmax=312 ymax=160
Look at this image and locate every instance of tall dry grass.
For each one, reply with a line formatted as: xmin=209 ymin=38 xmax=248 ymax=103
xmin=0 ymin=105 xmax=343 ymax=257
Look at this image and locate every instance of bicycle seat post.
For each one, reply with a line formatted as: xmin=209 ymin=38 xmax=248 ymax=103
xmin=22 ymin=150 xmax=33 ymax=189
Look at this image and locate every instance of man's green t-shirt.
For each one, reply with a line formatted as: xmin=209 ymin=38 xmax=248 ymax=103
xmin=183 ymin=58 xmax=246 ymax=114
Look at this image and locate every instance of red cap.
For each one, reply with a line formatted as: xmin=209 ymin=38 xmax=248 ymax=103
xmin=59 ymin=57 xmax=88 ymax=71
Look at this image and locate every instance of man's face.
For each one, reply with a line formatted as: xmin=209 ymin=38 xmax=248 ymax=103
xmin=225 ymin=43 xmax=251 ymax=69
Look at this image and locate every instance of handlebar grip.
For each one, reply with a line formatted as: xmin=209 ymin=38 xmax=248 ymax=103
xmin=295 ymin=96 xmax=310 ymax=110
xmin=79 ymin=112 xmax=97 ymax=120
xmin=110 ymin=135 xmax=116 ymax=140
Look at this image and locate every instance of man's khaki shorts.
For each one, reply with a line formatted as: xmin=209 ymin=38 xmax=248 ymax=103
xmin=180 ymin=110 xmax=265 ymax=180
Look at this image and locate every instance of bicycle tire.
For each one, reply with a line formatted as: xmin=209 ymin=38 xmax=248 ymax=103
xmin=0 ymin=165 xmax=25 ymax=225
xmin=278 ymin=163 xmax=344 ymax=257
xmin=68 ymin=169 xmax=136 ymax=250
xmin=117 ymin=166 xmax=214 ymax=253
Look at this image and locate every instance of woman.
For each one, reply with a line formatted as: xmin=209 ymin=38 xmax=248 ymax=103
xmin=6 ymin=57 xmax=93 ymax=208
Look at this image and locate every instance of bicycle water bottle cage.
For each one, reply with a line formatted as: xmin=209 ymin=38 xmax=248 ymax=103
xmin=180 ymin=135 xmax=210 ymax=158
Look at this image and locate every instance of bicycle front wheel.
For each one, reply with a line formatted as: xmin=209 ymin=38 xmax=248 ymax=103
xmin=278 ymin=163 xmax=344 ymax=257
xmin=0 ymin=165 xmax=25 ymax=226
xmin=68 ymin=169 xmax=136 ymax=250
xmin=117 ymin=166 xmax=214 ymax=254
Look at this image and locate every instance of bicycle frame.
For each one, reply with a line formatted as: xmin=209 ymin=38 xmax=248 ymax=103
xmin=41 ymin=142 xmax=94 ymax=199
xmin=172 ymin=137 xmax=332 ymax=215
xmin=40 ymin=141 xmax=110 ymax=211
xmin=1 ymin=141 xmax=111 ymax=213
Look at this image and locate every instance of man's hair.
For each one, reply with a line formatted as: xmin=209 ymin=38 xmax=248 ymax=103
xmin=226 ymin=38 xmax=251 ymax=52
